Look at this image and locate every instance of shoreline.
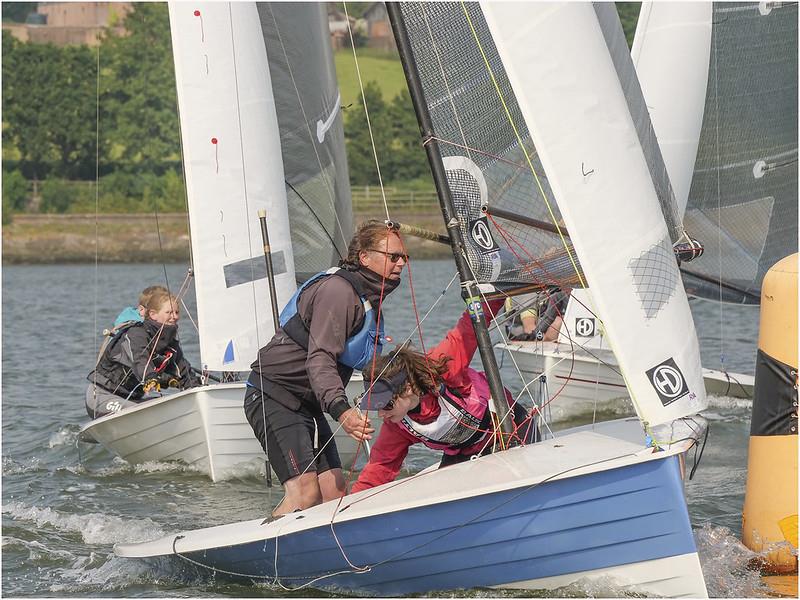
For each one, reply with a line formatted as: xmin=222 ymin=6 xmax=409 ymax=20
xmin=1 ymin=212 xmax=453 ymax=264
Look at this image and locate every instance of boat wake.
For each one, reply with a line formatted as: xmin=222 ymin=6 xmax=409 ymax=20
xmin=49 ymin=424 xmax=81 ymax=448
xmin=2 ymin=455 xmax=44 ymax=475
xmin=704 ymin=394 xmax=753 ymax=415
xmin=695 ymin=523 xmax=772 ymax=598
xmin=1 ymin=501 xmax=165 ymax=545
xmin=64 ymin=455 xmax=210 ymax=478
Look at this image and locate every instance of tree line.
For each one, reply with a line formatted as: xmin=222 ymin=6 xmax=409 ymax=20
xmin=2 ymin=2 xmax=639 ymax=220
xmin=1 ymin=3 xmax=432 ymax=219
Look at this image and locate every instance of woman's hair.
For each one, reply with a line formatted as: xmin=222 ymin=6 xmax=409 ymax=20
xmin=138 ymin=285 xmax=168 ymax=307
xmin=144 ymin=290 xmax=177 ymax=319
xmin=339 ymin=220 xmax=400 ymax=270
xmin=368 ymin=347 xmax=451 ymax=396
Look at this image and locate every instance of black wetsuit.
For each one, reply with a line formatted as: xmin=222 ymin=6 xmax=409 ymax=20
xmin=86 ymin=319 xmax=199 ymax=418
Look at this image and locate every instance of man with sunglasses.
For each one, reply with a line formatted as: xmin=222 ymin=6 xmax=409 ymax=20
xmin=351 ymin=298 xmax=536 ymax=493
xmin=244 ymin=220 xmax=407 ymax=518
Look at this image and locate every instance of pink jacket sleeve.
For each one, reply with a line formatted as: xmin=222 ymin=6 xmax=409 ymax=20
xmin=351 ymin=422 xmax=414 ymax=493
xmin=428 ymin=298 xmax=505 ymax=390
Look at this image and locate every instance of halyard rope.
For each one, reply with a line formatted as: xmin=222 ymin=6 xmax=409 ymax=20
xmin=343 ymin=2 xmax=390 ymax=220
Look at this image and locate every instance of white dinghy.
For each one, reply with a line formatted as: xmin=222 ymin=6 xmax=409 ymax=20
xmin=116 ymin=3 xmax=711 ymax=596
xmin=80 ymin=2 xmax=373 ymax=480
xmin=499 ymin=293 xmax=755 ymax=421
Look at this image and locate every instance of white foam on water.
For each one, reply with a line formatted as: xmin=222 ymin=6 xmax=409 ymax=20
xmin=50 ymin=554 xmax=211 ymax=594
xmin=49 ymin=555 xmax=156 ymax=593
xmin=60 ymin=456 xmax=206 ymax=478
xmin=2 ymin=535 xmax=76 ymax=563
xmin=695 ymin=523 xmax=772 ymax=597
xmin=2 ymin=456 xmax=43 ymax=475
xmin=1 ymin=501 xmax=165 ymax=545
xmin=214 ymin=458 xmax=267 ymax=481
xmin=706 ymin=395 xmax=753 ymax=412
xmin=132 ymin=460 xmax=206 ymax=475
xmin=49 ymin=425 xmax=80 ymax=448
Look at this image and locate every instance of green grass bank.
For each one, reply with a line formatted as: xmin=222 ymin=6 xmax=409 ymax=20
xmin=2 ymin=211 xmax=451 ymax=264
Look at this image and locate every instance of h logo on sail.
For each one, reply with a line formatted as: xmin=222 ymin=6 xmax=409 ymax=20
xmin=646 ymin=357 xmax=690 ymax=406
xmin=469 ymin=218 xmax=498 ymax=252
xmin=574 ymin=317 xmax=596 ymax=337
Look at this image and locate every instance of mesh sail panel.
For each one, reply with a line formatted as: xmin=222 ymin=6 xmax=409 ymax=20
xmin=259 ymin=3 xmax=353 ymax=283
xmin=398 ymin=2 xmax=583 ymax=289
xmin=682 ymin=2 xmax=798 ymax=303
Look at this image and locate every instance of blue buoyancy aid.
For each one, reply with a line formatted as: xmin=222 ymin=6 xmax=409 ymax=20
xmin=278 ymin=267 xmax=386 ymax=371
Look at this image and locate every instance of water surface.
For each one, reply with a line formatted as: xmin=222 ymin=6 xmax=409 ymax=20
xmin=2 ymin=262 xmax=771 ymax=597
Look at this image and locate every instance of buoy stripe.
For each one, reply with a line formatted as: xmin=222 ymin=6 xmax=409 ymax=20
xmin=751 ymin=348 xmax=798 ymax=436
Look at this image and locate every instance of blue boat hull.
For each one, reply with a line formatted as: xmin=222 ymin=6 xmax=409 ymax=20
xmin=175 ymin=455 xmax=696 ymax=595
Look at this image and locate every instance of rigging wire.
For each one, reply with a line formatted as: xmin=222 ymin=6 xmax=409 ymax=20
xmin=343 ymin=2 xmax=390 ymax=220
xmin=712 ymin=10 xmax=726 ymax=374
xmin=91 ymin=35 xmax=102 ymax=419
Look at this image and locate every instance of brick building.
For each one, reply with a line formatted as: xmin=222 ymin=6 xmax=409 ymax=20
xmin=2 ymin=2 xmax=131 ymax=46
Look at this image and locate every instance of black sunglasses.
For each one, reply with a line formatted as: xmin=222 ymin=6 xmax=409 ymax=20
xmin=369 ymin=249 xmax=409 ymax=263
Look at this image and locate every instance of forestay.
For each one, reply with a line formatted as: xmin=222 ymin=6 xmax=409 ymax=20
xmin=482 ymin=2 xmax=707 ymax=426
xmin=258 ymin=4 xmax=353 ymax=282
xmin=169 ymin=3 xmax=296 ymax=372
xmin=635 ymin=2 xmax=798 ymax=304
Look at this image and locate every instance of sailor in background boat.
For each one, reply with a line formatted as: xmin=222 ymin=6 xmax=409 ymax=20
xmin=509 ymin=286 xmax=570 ymax=342
xmin=86 ymin=290 xmax=201 ymax=418
xmin=112 ymin=284 xmax=168 ymax=328
xmin=504 ymin=291 xmax=543 ymax=339
xmin=351 ymin=299 xmax=534 ymax=493
xmin=244 ymin=221 xmax=406 ymax=518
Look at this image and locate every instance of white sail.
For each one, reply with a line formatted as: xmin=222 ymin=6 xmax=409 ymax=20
xmin=168 ymin=2 xmax=296 ymax=372
xmin=631 ymin=2 xmax=712 ymax=218
xmin=482 ymin=2 xmax=707 ymax=426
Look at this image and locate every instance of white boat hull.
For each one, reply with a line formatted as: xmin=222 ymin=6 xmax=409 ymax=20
xmin=115 ymin=417 xmax=709 ymax=597
xmin=499 ymin=341 xmax=754 ymax=421
xmin=79 ymin=378 xmax=375 ymax=481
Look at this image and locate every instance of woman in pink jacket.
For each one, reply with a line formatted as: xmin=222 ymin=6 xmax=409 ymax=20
xmin=352 ymin=300 xmax=534 ymax=493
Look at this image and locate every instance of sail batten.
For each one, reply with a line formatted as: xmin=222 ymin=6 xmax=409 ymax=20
xmin=482 ymin=2 xmax=707 ymax=426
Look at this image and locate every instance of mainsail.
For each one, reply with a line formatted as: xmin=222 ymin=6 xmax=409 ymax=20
xmin=258 ymin=4 xmax=353 ymax=282
xmin=169 ymin=2 xmax=352 ymax=371
xmin=169 ymin=3 xmax=297 ymax=372
xmin=395 ymin=2 xmax=583 ymax=291
xmin=481 ymin=2 xmax=707 ymax=426
xmin=636 ymin=2 xmax=798 ymax=303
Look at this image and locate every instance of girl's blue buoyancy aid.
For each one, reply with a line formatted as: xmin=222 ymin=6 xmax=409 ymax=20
xmin=278 ymin=267 xmax=386 ymax=371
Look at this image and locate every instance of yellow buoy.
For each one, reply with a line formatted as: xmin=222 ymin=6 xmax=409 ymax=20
xmin=742 ymin=253 xmax=798 ymax=579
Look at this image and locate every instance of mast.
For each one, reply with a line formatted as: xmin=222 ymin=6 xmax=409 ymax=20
xmin=387 ymin=3 xmax=514 ymax=438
